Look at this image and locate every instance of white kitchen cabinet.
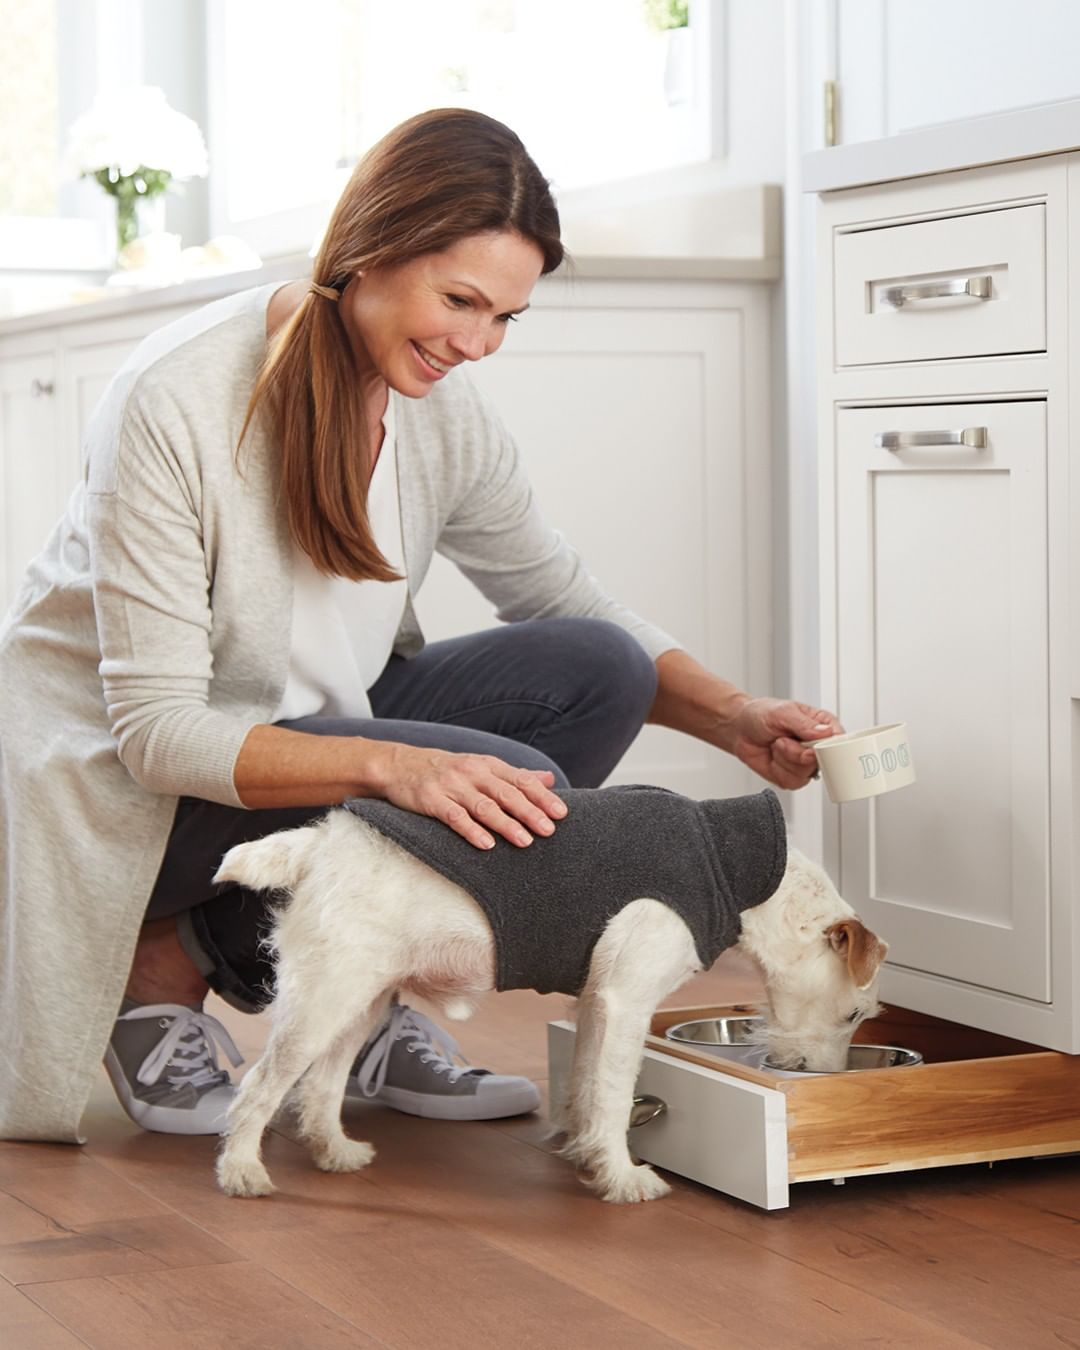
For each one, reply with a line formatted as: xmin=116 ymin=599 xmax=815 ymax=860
xmin=0 ymin=350 xmax=59 ymax=606
xmin=817 ymin=154 xmax=1078 ymax=1050
xmin=0 ymin=268 xmax=777 ymax=800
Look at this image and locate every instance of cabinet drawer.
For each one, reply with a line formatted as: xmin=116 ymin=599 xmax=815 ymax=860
xmin=834 ymin=204 xmax=1045 ymax=366
xmin=548 ymin=1004 xmax=1080 ymax=1211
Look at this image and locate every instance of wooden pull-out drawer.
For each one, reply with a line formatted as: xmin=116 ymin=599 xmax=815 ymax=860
xmin=548 ymin=1004 xmax=1080 ymax=1210
xmin=834 ymin=204 xmax=1045 ymax=366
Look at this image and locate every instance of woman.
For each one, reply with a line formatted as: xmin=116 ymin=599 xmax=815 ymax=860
xmin=0 ymin=109 xmax=840 ymax=1143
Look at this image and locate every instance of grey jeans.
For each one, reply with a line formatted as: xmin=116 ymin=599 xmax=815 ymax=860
xmin=151 ymin=618 xmax=659 ymax=1010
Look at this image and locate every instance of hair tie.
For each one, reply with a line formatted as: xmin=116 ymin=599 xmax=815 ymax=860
xmin=309 ymin=281 xmax=341 ymax=301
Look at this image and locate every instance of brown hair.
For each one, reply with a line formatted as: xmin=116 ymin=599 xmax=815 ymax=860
xmin=240 ymin=108 xmax=564 ymax=581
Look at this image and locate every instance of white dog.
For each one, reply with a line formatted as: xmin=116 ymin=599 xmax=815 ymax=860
xmin=212 ymin=787 xmax=886 ymax=1204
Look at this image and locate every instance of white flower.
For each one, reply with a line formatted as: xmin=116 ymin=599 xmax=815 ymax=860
xmin=62 ymin=85 xmax=208 ymax=181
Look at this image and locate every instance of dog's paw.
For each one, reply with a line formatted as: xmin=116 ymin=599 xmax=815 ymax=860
xmin=312 ymin=1138 xmax=376 ymax=1173
xmin=216 ymin=1155 xmax=275 ymax=1198
xmin=593 ymin=1163 xmax=672 ymax=1205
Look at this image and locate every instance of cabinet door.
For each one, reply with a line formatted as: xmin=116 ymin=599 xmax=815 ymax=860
xmin=0 ymin=351 xmax=60 ymax=610
xmin=835 ymin=401 xmax=1049 ymax=1001
xmin=830 ymin=0 xmax=1080 ymax=145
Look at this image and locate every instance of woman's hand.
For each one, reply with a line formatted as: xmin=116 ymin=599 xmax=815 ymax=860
xmin=725 ymin=698 xmax=843 ymax=790
xmin=371 ymin=743 xmax=568 ymax=849
xmin=649 ymin=651 xmax=842 ymax=791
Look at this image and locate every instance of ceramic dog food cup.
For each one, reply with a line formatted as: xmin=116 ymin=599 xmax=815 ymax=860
xmin=812 ymin=722 xmax=915 ymax=804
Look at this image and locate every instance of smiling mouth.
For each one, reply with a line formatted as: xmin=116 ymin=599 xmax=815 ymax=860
xmin=414 ymin=342 xmax=454 ymax=375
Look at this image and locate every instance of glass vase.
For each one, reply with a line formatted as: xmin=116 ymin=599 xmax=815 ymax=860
xmin=115 ymin=190 xmax=167 ymax=253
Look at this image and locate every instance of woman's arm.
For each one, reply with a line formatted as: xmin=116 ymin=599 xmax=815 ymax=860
xmin=649 ymin=649 xmax=843 ymax=790
xmin=233 ymin=723 xmax=565 ymax=848
xmin=91 ymin=391 xmax=562 ymax=847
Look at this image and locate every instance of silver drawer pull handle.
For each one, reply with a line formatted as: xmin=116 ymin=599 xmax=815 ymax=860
xmin=881 ymin=274 xmax=992 ymax=307
xmin=875 ymin=427 xmax=988 ymax=451
xmin=31 ymin=378 xmax=55 ymax=398
xmin=629 ymin=1094 xmax=667 ymax=1128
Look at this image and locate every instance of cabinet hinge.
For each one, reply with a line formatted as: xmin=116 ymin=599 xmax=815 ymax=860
xmin=824 ymin=79 xmax=839 ymax=148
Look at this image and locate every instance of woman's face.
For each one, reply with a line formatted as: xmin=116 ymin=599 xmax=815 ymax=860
xmin=340 ymin=230 xmax=545 ymax=398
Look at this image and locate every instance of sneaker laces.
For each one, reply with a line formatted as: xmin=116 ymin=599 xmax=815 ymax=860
xmin=353 ymin=1005 xmax=478 ymax=1099
xmin=118 ymin=1004 xmax=244 ymax=1092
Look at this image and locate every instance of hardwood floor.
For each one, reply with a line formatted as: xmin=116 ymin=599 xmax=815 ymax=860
xmin=3 ymin=953 xmax=1079 ymax=1349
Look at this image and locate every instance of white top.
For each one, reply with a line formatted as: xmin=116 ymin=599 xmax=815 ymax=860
xmin=276 ymin=397 xmax=408 ymax=721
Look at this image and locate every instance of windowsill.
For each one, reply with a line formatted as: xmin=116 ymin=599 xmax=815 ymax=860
xmin=0 ymin=173 xmax=783 ymax=332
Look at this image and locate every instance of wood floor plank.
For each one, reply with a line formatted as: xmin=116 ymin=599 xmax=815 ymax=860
xmin=0 ymin=1233 xmax=164 ymax=1285
xmin=221 ymin=1208 xmax=685 ymax=1350
xmin=87 ymin=1122 xmax=402 ymax=1240
xmin=0 ymin=1215 xmax=243 ymax=1288
xmin=0 ymin=1144 xmax=99 ymax=1185
xmin=0 ymin=1279 xmax=89 ymax=1348
xmin=0 ymin=1154 xmax=170 ymax=1229
xmin=0 ymin=1190 xmax=60 ymax=1244
xmin=22 ymin=1263 xmax=384 ymax=1350
xmin=891 ymin=1160 xmax=1080 ymax=1261
xmin=74 ymin=1214 xmax=242 ymax=1271
xmin=666 ymin=1172 xmax=1080 ymax=1350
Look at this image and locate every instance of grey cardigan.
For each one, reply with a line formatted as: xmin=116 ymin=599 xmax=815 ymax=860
xmin=0 ymin=282 xmax=679 ymax=1141
xmin=345 ymin=786 xmax=788 ymax=995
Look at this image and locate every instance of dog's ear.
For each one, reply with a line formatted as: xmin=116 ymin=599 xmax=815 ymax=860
xmin=826 ymin=919 xmax=888 ymax=989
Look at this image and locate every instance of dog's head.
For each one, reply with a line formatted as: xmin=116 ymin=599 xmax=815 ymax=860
xmin=737 ymin=847 xmax=888 ymax=1073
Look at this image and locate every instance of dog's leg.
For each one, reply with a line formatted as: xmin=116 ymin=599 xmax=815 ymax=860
xmin=293 ymin=996 xmax=392 ymax=1173
xmin=559 ymin=900 xmax=699 ymax=1204
xmin=216 ymin=1011 xmax=326 ymax=1197
xmin=216 ymin=966 xmax=393 ymax=1197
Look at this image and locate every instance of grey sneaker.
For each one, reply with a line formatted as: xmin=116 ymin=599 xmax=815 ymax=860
xmin=104 ymin=998 xmax=244 ymax=1135
xmin=344 ymin=1005 xmax=541 ymax=1120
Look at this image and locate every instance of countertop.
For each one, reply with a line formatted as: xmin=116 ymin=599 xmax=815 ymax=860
xmin=803 ymin=97 xmax=1080 ymax=193
xmin=0 ymin=184 xmax=781 ymax=338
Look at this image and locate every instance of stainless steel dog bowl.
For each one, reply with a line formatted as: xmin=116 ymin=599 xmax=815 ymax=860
xmin=666 ymin=1015 xmax=764 ymax=1047
xmin=761 ymin=1044 xmax=924 ymax=1075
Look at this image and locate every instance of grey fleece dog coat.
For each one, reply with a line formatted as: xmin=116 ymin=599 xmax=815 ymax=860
xmin=342 ymin=785 xmax=787 ymax=996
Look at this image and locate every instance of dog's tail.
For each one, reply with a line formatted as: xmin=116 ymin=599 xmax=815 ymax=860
xmin=213 ymin=824 xmax=322 ymax=894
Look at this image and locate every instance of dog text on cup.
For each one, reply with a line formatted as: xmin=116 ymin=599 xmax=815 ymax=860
xmin=858 ymin=740 xmax=911 ymax=782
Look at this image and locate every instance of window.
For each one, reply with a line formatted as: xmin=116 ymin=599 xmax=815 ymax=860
xmin=0 ymin=0 xmax=147 ymax=273
xmin=0 ymin=0 xmax=59 ymax=218
xmin=207 ymin=0 xmax=724 ymax=257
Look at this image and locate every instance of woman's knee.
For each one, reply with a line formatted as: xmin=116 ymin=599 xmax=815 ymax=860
xmin=547 ymin=618 xmax=658 ymax=716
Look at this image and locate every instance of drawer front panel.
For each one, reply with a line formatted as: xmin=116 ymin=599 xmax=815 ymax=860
xmin=834 ymin=401 xmax=1049 ymax=1000
xmin=834 ymin=204 xmax=1046 ymax=366
xmin=546 ymin=1021 xmax=790 ymax=1210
